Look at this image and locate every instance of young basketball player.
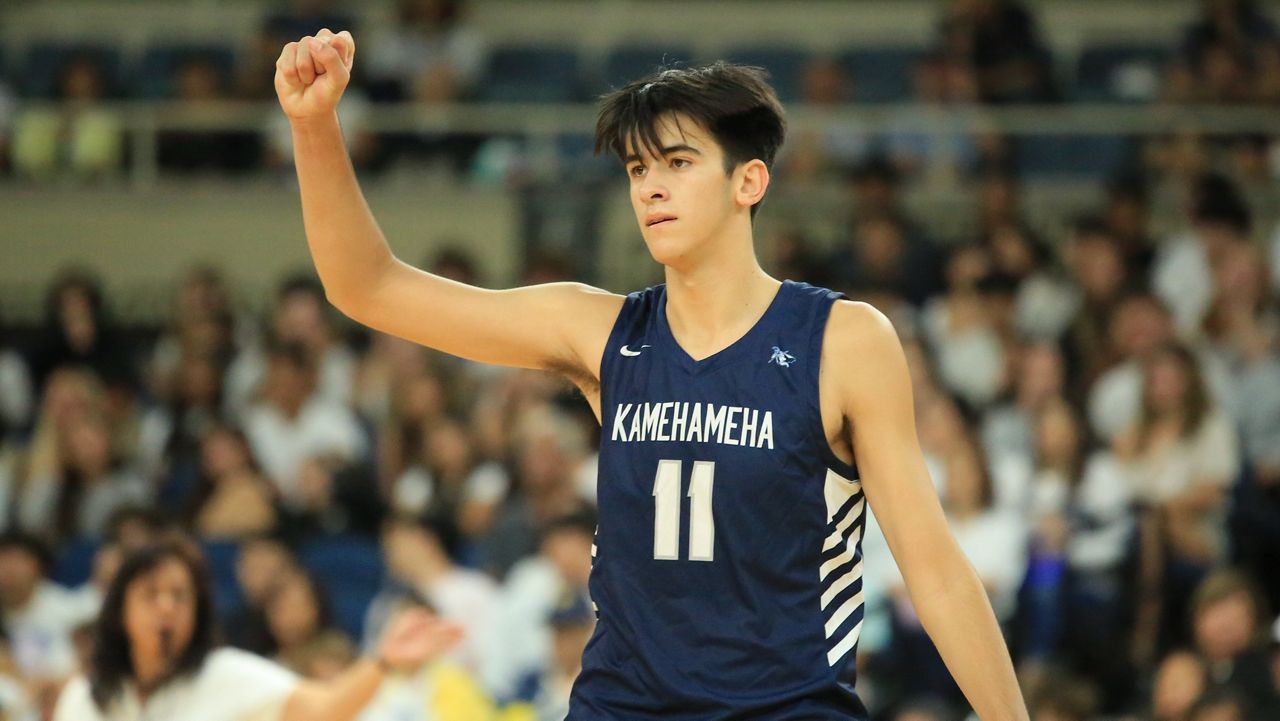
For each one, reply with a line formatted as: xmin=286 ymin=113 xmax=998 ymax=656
xmin=275 ymin=29 xmax=1029 ymax=720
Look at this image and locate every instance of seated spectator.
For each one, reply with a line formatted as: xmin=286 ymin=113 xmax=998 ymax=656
xmin=1024 ymin=400 xmax=1135 ymax=708
xmin=982 ymin=341 xmax=1066 ymax=466
xmin=1026 ymin=677 xmax=1098 ymax=721
xmin=1119 ymin=344 xmax=1241 ymax=660
xmin=779 ymin=58 xmax=871 ymax=182
xmin=0 ymin=532 xmax=79 ymax=683
xmin=227 ymin=276 xmax=357 ymax=415
xmin=826 ymin=211 xmax=942 ymax=308
xmin=1087 ymin=293 xmax=1176 ymax=442
xmin=478 ymin=408 xmax=592 ymax=579
xmin=158 ymin=57 xmax=262 ymax=173
xmin=18 ymin=410 xmax=148 ymax=542
xmin=364 ymin=0 xmax=486 ymax=103
xmin=886 ymin=52 xmax=982 ymax=186
xmin=242 ymin=341 xmax=365 ymax=508
xmin=367 ymin=514 xmax=499 ymax=688
xmin=492 ymin=511 xmax=595 ymax=703
xmin=390 ymin=416 xmax=509 ymax=543
xmin=1170 ymin=0 xmax=1278 ymax=105
xmin=936 ymin=0 xmax=1057 ymax=103
xmin=28 ymin=269 xmax=134 ymax=392
xmin=146 ymin=266 xmax=239 ymax=401
xmin=525 ymin=592 xmax=594 ymax=721
xmin=1153 ymin=173 xmax=1255 ymax=340
xmin=1188 ymin=570 xmax=1280 ymax=713
xmin=1152 ymin=651 xmax=1210 ymax=721
xmin=138 ymin=349 xmax=228 ymax=507
xmin=283 ymin=455 xmax=382 ymax=539
xmin=12 ymin=56 xmax=123 ymax=181
xmin=226 ymin=535 xmax=300 ymax=652
xmin=262 ymin=568 xmax=347 ymax=670
xmin=922 ymin=244 xmax=1009 ymax=408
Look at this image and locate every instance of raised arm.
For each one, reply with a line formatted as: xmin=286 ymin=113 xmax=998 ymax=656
xmin=282 ymin=608 xmax=468 ymax=721
xmin=827 ymin=301 xmax=1029 ymax=721
xmin=275 ymin=30 xmax=621 ymax=375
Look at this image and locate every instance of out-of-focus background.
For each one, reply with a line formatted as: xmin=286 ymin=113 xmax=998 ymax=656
xmin=1 ymin=0 xmax=1279 ymax=719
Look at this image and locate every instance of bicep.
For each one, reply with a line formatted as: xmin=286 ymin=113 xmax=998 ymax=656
xmin=345 ymin=259 xmax=623 ymax=375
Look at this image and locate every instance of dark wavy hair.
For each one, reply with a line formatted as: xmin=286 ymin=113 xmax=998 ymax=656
xmin=89 ymin=538 xmax=219 ymax=710
xmin=594 ymin=61 xmax=786 ymax=219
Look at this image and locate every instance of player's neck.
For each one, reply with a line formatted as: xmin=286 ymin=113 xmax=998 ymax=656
xmin=663 ymin=249 xmax=779 ymax=361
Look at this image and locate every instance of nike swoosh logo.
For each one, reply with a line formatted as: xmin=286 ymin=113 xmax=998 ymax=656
xmin=620 ymin=344 xmax=651 ymax=357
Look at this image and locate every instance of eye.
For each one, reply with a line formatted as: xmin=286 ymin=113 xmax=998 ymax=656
xmin=671 ymin=158 xmax=691 ymax=169
xmin=628 ymin=164 xmax=646 ymax=178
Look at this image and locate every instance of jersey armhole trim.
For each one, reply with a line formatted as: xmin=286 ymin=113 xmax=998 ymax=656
xmin=809 ymin=291 xmax=860 ymax=481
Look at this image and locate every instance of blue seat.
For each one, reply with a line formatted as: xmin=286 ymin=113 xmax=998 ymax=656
xmin=480 ymin=45 xmax=581 ymax=102
xmin=1015 ymin=134 xmax=1134 ymax=179
xmin=722 ymin=47 xmax=812 ymax=102
xmin=299 ymin=535 xmax=385 ymax=642
xmin=200 ymin=540 xmax=245 ymax=618
xmin=134 ymin=43 xmax=236 ymax=99
xmin=597 ymin=45 xmax=696 ymax=94
xmin=19 ymin=43 xmax=123 ymax=99
xmin=841 ymin=46 xmax=927 ymax=103
xmin=1074 ymin=43 xmax=1170 ymax=103
xmin=51 ymin=538 xmax=99 ymax=587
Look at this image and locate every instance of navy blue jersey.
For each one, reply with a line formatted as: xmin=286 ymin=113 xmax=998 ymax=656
xmin=568 ymin=280 xmax=869 ymax=720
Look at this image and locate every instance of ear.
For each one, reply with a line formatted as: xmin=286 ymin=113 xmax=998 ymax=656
xmin=734 ymin=159 xmax=770 ymax=212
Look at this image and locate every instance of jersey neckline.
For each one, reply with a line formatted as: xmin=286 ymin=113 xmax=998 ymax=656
xmin=654 ymin=279 xmax=794 ymax=375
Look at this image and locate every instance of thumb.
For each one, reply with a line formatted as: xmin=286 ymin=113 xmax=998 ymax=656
xmin=309 ymin=38 xmax=349 ymax=82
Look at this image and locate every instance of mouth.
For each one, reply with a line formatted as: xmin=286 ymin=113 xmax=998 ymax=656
xmin=646 ymin=216 xmax=677 ymax=228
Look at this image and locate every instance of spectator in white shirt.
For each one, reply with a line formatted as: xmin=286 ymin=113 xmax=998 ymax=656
xmin=1117 ymin=343 xmax=1241 ymax=666
xmin=366 ymin=514 xmax=500 ymax=692
xmin=53 ymin=537 xmax=462 ymax=721
xmin=226 ymin=277 xmax=357 ymax=416
xmin=243 ymin=341 xmax=365 ymax=507
xmin=0 ymin=532 xmax=81 ymax=688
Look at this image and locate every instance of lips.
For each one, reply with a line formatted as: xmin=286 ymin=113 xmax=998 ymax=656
xmin=646 ymin=214 xmax=677 ymax=227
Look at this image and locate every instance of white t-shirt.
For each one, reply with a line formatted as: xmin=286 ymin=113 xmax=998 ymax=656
xmin=53 ymin=648 xmax=299 ymax=721
xmin=243 ymin=397 xmax=365 ymax=505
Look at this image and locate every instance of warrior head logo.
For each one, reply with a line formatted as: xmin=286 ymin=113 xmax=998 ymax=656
xmin=769 ymin=346 xmax=796 ymax=367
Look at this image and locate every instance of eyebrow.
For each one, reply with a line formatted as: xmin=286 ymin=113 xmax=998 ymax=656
xmin=623 ymin=144 xmax=704 ymax=164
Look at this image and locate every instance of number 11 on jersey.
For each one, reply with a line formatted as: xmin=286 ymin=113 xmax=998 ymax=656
xmin=652 ymin=460 xmax=716 ymax=562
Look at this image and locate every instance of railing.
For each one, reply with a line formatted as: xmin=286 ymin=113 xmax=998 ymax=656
xmin=10 ymin=100 xmax=1279 ymax=188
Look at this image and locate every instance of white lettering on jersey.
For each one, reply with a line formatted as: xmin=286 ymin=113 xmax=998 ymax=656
xmin=611 ymin=402 xmax=774 ymax=450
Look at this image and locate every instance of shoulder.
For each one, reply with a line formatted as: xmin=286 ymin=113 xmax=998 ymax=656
xmin=823 ymin=300 xmax=904 ymax=364
xmin=202 ymin=648 xmax=298 ymax=689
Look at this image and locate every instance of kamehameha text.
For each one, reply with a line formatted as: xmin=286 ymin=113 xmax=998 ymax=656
xmin=611 ymin=402 xmax=775 ymax=450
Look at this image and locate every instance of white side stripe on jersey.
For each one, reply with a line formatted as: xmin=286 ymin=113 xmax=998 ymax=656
xmin=820 ymin=469 xmax=866 ymax=668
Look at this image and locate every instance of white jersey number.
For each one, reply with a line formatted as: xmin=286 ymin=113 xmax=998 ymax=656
xmin=652 ymin=460 xmax=716 ymax=562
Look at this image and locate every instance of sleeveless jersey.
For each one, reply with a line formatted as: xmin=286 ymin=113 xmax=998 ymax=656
xmin=567 ymin=280 xmax=869 ymax=720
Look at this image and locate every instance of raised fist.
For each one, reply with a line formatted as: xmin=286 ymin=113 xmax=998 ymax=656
xmin=274 ymin=28 xmax=356 ymax=121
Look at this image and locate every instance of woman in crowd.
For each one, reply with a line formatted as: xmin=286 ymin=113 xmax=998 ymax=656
xmin=53 ymin=537 xmax=462 ymax=721
xmin=1118 ymin=343 xmax=1240 ymax=662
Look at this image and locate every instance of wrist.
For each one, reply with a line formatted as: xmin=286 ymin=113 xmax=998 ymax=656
xmin=289 ymin=113 xmax=342 ymax=137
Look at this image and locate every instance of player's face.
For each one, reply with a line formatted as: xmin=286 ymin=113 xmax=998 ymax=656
xmin=625 ymin=114 xmax=738 ymax=267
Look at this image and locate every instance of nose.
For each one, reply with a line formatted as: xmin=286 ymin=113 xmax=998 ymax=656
xmin=638 ymin=174 xmax=668 ymax=204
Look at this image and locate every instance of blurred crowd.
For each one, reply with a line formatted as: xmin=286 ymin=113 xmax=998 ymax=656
xmin=0 ymin=0 xmax=1276 ymax=185
xmin=1 ymin=1 xmax=1280 ymax=721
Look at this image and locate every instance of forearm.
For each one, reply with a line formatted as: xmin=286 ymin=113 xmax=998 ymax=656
xmin=282 ymin=658 xmax=384 ymax=721
xmin=290 ymin=115 xmax=396 ymax=308
xmin=909 ymin=553 xmax=1028 ymax=721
